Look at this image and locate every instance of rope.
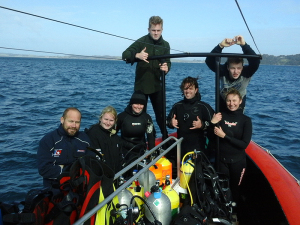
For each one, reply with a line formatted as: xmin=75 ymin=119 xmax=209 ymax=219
xmin=234 ymin=0 xmax=262 ymax=55
xmin=1 ymin=3 xmax=261 ymax=56
xmin=0 ymin=46 xmax=122 ymax=60
xmin=0 ymin=6 xmax=185 ymax=53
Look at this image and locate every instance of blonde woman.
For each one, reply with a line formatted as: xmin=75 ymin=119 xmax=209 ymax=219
xmin=86 ymin=106 xmax=125 ymax=173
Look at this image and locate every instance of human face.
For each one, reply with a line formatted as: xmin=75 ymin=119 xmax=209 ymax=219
xmin=100 ymin=112 xmax=116 ymax=130
xmin=132 ymin=104 xmax=144 ymax=114
xmin=148 ymin=24 xmax=163 ymax=41
xmin=226 ymin=94 xmax=242 ymax=111
xmin=227 ymin=63 xmax=243 ymax=80
xmin=60 ymin=110 xmax=81 ymax=136
xmin=183 ymin=83 xmax=198 ymax=99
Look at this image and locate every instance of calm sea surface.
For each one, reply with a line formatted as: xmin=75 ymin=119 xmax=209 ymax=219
xmin=0 ymin=57 xmax=299 ymax=202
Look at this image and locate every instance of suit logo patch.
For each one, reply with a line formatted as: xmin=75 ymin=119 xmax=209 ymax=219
xmin=225 ymin=120 xmax=237 ymax=127
xmin=53 ymin=149 xmax=62 ymax=157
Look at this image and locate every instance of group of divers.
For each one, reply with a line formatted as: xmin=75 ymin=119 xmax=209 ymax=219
xmin=37 ymin=16 xmax=260 ymax=223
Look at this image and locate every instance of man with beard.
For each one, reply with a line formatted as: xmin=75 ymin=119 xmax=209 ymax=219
xmin=37 ymin=107 xmax=91 ymax=187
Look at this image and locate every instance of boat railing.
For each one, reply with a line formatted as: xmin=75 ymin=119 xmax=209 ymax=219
xmin=73 ymin=136 xmax=183 ymax=225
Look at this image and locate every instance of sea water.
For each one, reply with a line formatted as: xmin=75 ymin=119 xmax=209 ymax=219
xmin=0 ymin=57 xmax=299 ymax=202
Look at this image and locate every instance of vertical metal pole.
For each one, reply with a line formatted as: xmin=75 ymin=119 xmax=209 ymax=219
xmin=160 ymin=59 xmax=167 ymax=141
xmin=215 ymin=57 xmax=220 ymax=171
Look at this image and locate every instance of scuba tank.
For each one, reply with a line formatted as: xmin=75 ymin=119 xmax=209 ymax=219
xmin=145 ymin=181 xmax=172 ymax=225
xmin=138 ymin=160 xmax=157 ymax=193
xmin=162 ymin=175 xmax=180 ymax=219
xmin=149 ymin=164 xmax=162 ymax=184
xmin=156 ymin=156 xmax=172 ymax=185
xmin=117 ymin=177 xmax=133 ymax=210
xmin=138 ymin=169 xmax=156 ymax=193
xmin=179 ymin=159 xmax=194 ymax=189
xmin=126 ymin=178 xmax=144 ymax=206
xmin=126 ymin=175 xmax=144 ymax=223
xmin=113 ymin=177 xmax=133 ymax=223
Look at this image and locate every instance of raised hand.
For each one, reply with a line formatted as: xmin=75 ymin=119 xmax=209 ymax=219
xmin=219 ymin=38 xmax=236 ymax=48
xmin=136 ymin=47 xmax=149 ymax=63
xmin=190 ymin=116 xmax=202 ymax=130
xmin=172 ymin=114 xmax=179 ymax=128
xmin=234 ymin=35 xmax=245 ymax=46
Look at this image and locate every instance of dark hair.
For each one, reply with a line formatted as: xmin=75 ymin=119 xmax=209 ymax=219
xmin=180 ymin=76 xmax=199 ymax=92
xmin=149 ymin=16 xmax=163 ymax=28
xmin=180 ymin=76 xmax=201 ymax=99
xmin=227 ymin=57 xmax=244 ymax=66
xmin=225 ymin=88 xmax=242 ymax=101
xmin=62 ymin=107 xmax=81 ymax=119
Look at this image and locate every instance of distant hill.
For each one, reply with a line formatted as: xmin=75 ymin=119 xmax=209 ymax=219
xmin=0 ymin=53 xmax=299 ymax=66
xmin=260 ymin=54 xmax=300 ymax=66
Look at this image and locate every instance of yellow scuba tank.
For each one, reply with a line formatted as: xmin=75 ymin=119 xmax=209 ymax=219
xmin=126 ymin=176 xmax=145 ymax=222
xmin=162 ymin=175 xmax=180 ymax=219
xmin=156 ymin=156 xmax=172 ymax=185
xmin=179 ymin=159 xmax=194 ymax=189
xmin=126 ymin=178 xmax=144 ymax=206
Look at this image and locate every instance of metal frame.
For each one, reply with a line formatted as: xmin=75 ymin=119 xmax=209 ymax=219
xmin=73 ymin=136 xmax=183 ymax=225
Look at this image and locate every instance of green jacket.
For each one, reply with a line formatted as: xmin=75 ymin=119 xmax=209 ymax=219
xmin=122 ymin=34 xmax=171 ymax=94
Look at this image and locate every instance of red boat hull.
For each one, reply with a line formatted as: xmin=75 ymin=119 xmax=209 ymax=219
xmin=246 ymin=141 xmax=300 ymax=225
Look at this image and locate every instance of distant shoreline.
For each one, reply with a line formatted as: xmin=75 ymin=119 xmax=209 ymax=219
xmin=0 ymin=53 xmax=299 ymax=65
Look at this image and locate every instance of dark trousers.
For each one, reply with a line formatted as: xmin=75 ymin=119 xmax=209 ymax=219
xmin=145 ymin=90 xmax=167 ymax=137
xmin=219 ymin=157 xmax=246 ymax=205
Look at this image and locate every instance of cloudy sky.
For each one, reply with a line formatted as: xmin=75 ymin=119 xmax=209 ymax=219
xmin=0 ymin=0 xmax=299 ymax=57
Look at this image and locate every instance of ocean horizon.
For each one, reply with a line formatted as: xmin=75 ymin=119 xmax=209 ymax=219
xmin=0 ymin=57 xmax=299 ymax=202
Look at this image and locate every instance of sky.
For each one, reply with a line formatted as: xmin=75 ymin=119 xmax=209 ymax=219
xmin=0 ymin=0 xmax=299 ymax=58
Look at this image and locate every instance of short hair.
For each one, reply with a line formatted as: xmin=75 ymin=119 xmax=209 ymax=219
xmin=62 ymin=107 xmax=81 ymax=119
xmin=149 ymin=16 xmax=163 ymax=28
xmin=227 ymin=57 xmax=244 ymax=66
xmin=99 ymin=106 xmax=117 ymax=122
xmin=225 ymin=88 xmax=242 ymax=101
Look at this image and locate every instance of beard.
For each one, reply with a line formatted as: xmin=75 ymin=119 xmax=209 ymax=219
xmin=63 ymin=126 xmax=78 ymax=136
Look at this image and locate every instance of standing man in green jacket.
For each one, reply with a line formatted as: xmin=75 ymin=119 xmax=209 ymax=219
xmin=122 ymin=16 xmax=171 ymax=137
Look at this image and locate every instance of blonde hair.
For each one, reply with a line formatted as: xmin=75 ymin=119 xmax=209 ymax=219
xmin=225 ymin=88 xmax=243 ymax=101
xmin=99 ymin=106 xmax=117 ymax=122
xmin=149 ymin=16 xmax=163 ymax=28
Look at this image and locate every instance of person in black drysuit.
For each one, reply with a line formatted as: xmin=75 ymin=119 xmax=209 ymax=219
xmin=210 ymin=88 xmax=252 ymax=215
xmin=167 ymin=77 xmax=214 ymax=158
xmin=86 ymin=106 xmax=130 ymax=173
xmin=117 ymin=91 xmax=156 ymax=163
xmin=205 ymin=35 xmax=260 ymax=112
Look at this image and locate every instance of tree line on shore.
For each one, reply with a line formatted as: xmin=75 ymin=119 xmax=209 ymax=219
xmin=0 ymin=53 xmax=299 ymax=66
xmin=260 ymin=54 xmax=300 ymax=66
